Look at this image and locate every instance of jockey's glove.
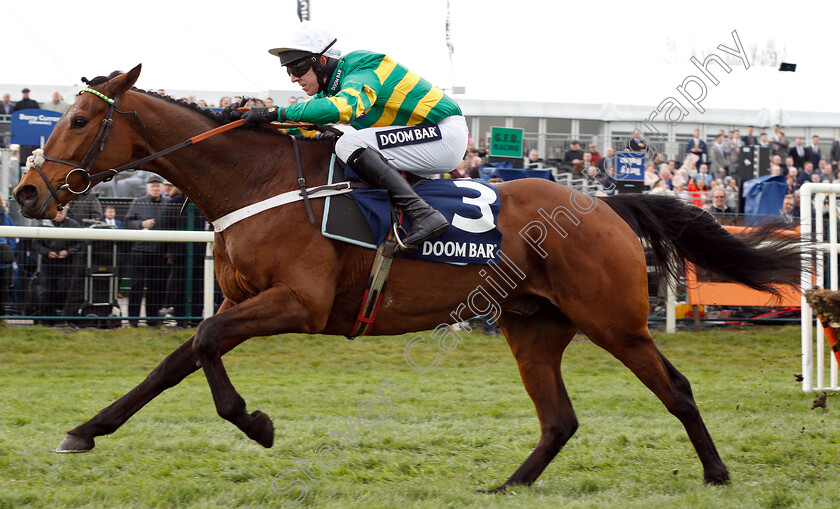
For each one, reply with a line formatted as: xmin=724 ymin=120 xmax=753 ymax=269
xmin=242 ymin=107 xmax=280 ymax=125
xmin=220 ymin=96 xmax=249 ymax=123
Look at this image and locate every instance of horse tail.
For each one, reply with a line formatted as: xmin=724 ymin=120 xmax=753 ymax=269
xmin=601 ymin=193 xmax=803 ymax=296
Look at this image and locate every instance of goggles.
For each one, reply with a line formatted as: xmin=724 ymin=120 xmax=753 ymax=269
xmin=286 ymin=57 xmax=316 ymax=78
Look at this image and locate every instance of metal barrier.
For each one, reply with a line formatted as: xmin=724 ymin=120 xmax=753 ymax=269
xmin=0 ymin=225 xmax=215 ymax=326
xmin=800 ymin=182 xmax=840 ymax=392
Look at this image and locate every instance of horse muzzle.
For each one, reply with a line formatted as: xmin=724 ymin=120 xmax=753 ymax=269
xmin=14 ymin=183 xmax=54 ymax=219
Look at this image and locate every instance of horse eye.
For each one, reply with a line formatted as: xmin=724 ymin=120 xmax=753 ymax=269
xmin=72 ymin=117 xmax=89 ymax=129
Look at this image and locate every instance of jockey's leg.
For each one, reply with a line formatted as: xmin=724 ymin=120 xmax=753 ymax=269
xmin=347 ymin=147 xmax=449 ymax=252
xmin=334 ymin=117 xmax=468 ymax=253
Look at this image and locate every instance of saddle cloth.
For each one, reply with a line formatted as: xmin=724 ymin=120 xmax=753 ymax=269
xmin=322 ymin=160 xmax=502 ymax=264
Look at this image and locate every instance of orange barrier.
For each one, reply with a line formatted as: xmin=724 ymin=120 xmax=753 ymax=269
xmin=684 ymin=225 xmax=803 ymax=308
xmin=816 ymin=315 xmax=840 ymax=368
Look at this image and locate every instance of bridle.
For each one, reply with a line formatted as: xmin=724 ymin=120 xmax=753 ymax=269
xmin=28 ymin=87 xmax=328 ymax=220
xmin=28 ymin=88 xmax=244 ymax=211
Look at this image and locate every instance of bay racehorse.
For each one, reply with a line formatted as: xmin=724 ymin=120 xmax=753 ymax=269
xmin=13 ymin=65 xmax=804 ymax=491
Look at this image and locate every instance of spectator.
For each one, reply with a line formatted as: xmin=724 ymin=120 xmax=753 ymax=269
xmin=563 ymin=140 xmax=584 ymax=167
xmin=758 ymin=132 xmax=771 ymax=149
xmin=265 ymin=97 xmax=275 ymax=107
xmin=41 ymin=90 xmax=69 ymax=114
xmin=0 ymin=197 xmax=17 ymax=316
xmin=781 ymin=193 xmax=799 ymax=219
xmin=658 ymin=166 xmax=673 ymax=189
xmin=1 ymin=92 xmax=14 ymax=115
xmin=807 ymin=135 xmax=822 ymax=168
xmin=771 ymin=130 xmax=789 ymax=159
xmin=707 ymin=188 xmax=732 ymax=214
xmin=102 ymin=206 xmax=123 ymax=228
xmin=524 ymin=149 xmax=543 ymax=169
xmin=817 ymin=159 xmax=831 ymax=181
xmin=798 ymin=161 xmax=815 ymax=186
xmin=644 ymin=164 xmax=659 ymax=189
xmin=627 ymin=129 xmax=646 ymax=152
xmin=160 ymin=186 xmax=209 ymax=325
xmin=686 ymin=128 xmax=707 ymax=164
xmin=14 ymin=88 xmax=41 ymax=166
xmin=587 ymin=144 xmax=601 ymax=165
xmin=688 ymin=176 xmax=709 ymax=208
xmin=742 ymin=126 xmax=759 ymax=147
xmin=831 ymin=135 xmax=840 ymax=175
xmin=32 ymin=205 xmax=85 ymax=321
xmin=469 ymin=155 xmax=484 ymax=179
xmin=197 ymin=99 xmax=208 ymax=108
xmin=783 ymin=156 xmax=797 ymax=177
xmin=786 ymin=173 xmax=798 ymax=194
xmin=709 ymin=133 xmax=728 ymax=179
xmin=288 ymin=96 xmax=298 ymax=106
xmin=597 ymin=147 xmax=615 ymax=173
xmin=724 ymin=177 xmax=740 ymax=212
xmin=219 ymin=96 xmax=232 ymax=109
xmin=727 ymin=130 xmax=742 ymax=176
xmin=124 ymin=176 xmax=172 ymax=326
xmin=13 ymin=88 xmax=39 ymax=111
xmin=582 ymin=152 xmax=594 ymax=171
xmin=789 ymin=137 xmax=807 ymax=168
xmin=695 ymin=163 xmax=714 ymax=187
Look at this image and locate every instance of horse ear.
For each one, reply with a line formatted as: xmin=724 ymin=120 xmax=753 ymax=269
xmin=108 ymin=64 xmax=142 ymax=96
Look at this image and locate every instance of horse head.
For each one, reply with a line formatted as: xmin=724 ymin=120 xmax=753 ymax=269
xmin=14 ymin=65 xmax=143 ymax=219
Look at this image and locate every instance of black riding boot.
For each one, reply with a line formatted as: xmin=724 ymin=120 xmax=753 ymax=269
xmin=347 ymin=148 xmax=449 ymax=253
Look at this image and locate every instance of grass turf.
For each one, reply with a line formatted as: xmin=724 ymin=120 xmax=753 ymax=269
xmin=0 ymin=325 xmax=837 ymax=508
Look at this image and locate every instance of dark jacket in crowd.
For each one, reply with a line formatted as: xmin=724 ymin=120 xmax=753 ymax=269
xmin=32 ymin=217 xmax=85 ymax=256
xmin=13 ymin=98 xmax=40 ymax=111
xmin=124 ymin=195 xmax=172 ymax=253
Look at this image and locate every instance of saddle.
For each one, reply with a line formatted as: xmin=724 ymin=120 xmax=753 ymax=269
xmin=322 ymin=158 xmax=503 ymax=338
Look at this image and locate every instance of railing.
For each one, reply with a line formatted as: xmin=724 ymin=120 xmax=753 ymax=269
xmin=800 ymin=182 xmax=840 ymax=392
xmin=0 ymin=225 xmax=215 ymax=327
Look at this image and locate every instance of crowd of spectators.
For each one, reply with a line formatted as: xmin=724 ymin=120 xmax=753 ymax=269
xmin=642 ymin=125 xmax=840 ymax=217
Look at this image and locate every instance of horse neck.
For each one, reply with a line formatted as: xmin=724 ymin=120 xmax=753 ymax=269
xmin=130 ymin=95 xmax=332 ymax=221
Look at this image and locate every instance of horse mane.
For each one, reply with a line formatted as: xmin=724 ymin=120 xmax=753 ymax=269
xmin=83 ymin=70 xmax=327 ymax=144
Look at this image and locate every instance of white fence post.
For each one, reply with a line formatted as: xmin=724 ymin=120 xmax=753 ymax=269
xmin=799 ymin=183 xmax=840 ymax=392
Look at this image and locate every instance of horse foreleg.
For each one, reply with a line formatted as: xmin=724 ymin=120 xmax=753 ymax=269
xmin=480 ymin=307 xmax=578 ymax=492
xmin=57 ymin=301 xmax=243 ymax=453
xmin=191 ymin=285 xmax=313 ymax=448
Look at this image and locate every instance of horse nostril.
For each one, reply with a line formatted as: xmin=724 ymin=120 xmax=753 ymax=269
xmin=16 ymin=185 xmax=38 ymax=204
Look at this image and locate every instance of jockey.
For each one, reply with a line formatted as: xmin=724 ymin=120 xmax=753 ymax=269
xmin=239 ymin=22 xmax=468 ymax=253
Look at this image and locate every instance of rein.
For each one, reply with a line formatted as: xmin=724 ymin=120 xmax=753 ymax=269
xmin=29 ymin=89 xmax=318 ymax=212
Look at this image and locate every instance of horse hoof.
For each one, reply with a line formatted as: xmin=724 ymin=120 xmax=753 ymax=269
xmin=704 ymin=470 xmax=730 ymax=486
xmin=56 ymin=434 xmax=95 ymax=453
xmin=244 ymin=410 xmax=274 ymax=448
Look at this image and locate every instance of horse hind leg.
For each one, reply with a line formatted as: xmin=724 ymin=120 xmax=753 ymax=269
xmin=583 ymin=323 xmax=730 ymax=485
xmin=480 ymin=303 xmax=579 ymax=492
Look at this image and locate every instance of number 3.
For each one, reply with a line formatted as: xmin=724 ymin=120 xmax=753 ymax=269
xmin=451 ymin=180 xmax=497 ymax=234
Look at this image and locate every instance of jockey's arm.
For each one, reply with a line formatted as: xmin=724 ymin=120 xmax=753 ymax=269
xmin=283 ymin=70 xmax=379 ymax=125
